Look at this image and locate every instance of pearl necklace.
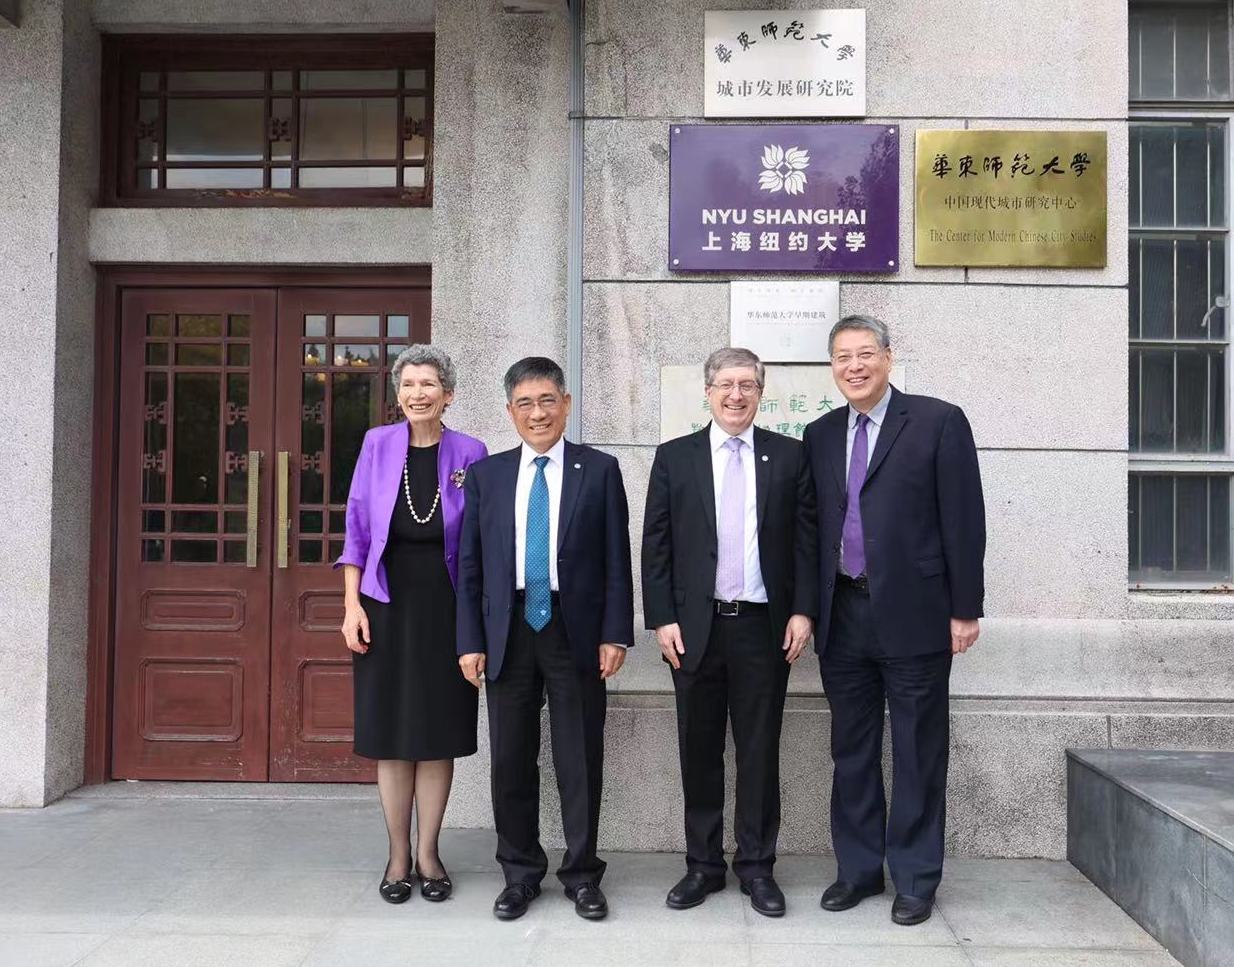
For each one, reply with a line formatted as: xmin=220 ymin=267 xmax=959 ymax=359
xmin=403 ymin=456 xmax=441 ymax=525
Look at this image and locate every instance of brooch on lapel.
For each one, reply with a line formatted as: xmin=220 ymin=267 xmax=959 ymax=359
xmin=450 ymin=468 xmax=467 ymax=490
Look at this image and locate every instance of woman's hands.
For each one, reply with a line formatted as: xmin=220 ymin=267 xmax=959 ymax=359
xmin=342 ymin=600 xmax=371 ymax=654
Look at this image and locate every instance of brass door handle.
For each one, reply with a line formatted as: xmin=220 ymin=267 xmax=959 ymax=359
xmin=277 ymin=450 xmax=290 ymax=569
xmin=245 ymin=450 xmax=261 ymax=567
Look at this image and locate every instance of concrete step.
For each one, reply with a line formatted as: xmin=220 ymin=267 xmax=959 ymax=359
xmin=1067 ymin=749 xmax=1234 ymax=967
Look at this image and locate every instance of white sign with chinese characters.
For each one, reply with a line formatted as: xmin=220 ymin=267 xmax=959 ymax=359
xmin=730 ymin=281 xmax=838 ymax=362
xmin=704 ymin=9 xmax=866 ymax=118
xmin=659 ymin=362 xmax=906 ymax=442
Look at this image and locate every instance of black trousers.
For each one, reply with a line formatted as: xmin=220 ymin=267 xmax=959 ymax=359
xmin=486 ymin=609 xmax=607 ymax=889
xmin=671 ymin=609 xmax=790 ymax=881
xmin=820 ymin=581 xmax=952 ymax=900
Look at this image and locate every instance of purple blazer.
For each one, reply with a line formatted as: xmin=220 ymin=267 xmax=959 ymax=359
xmin=333 ymin=423 xmax=488 ymax=602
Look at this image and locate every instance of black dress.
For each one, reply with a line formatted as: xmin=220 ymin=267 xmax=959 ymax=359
xmin=352 ymin=443 xmax=478 ymax=761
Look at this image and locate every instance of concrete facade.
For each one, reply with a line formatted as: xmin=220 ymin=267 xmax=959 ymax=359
xmin=0 ymin=0 xmax=1230 ymax=864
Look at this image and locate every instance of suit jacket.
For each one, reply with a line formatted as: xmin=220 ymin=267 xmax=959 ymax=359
xmin=455 ymin=439 xmax=635 ymax=680
xmin=641 ymin=424 xmax=819 ymax=674
xmin=802 ymin=387 xmax=986 ymax=657
xmin=334 ymin=423 xmax=489 ymax=600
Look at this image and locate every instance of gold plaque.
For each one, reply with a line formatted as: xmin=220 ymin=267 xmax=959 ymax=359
xmin=914 ymin=130 xmax=1107 ymax=267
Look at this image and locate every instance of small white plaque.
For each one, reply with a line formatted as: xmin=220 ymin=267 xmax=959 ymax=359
xmin=659 ymin=363 xmax=906 ymax=443
xmin=704 ymin=9 xmax=867 ymax=118
xmin=730 ymin=281 xmax=839 ymax=363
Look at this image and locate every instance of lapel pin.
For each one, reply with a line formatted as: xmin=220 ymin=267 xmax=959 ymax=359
xmin=574 ymin=463 xmax=581 ymax=469
xmin=761 ymin=454 xmax=769 ymax=462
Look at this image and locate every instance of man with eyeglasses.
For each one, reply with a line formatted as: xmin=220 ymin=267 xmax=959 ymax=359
xmin=457 ymin=356 xmax=634 ymax=922
xmin=803 ymin=315 xmax=986 ymax=926
xmin=642 ymin=347 xmax=818 ymax=918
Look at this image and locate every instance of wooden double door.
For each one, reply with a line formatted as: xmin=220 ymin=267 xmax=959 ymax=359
xmin=112 ymin=285 xmax=429 ymax=780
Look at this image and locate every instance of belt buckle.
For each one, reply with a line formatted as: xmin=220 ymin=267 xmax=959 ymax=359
xmin=716 ymin=599 xmax=740 ymax=617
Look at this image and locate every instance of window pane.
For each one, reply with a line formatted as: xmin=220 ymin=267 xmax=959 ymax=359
xmin=167 ymin=71 xmax=264 ymax=91
xmin=1130 ymin=474 xmax=1233 ymax=583
xmin=299 ymin=98 xmax=397 ymax=161
xmin=1130 ymin=126 xmax=1142 ymax=227
xmin=335 ymin=315 xmax=380 ymax=337
xmin=1176 ymin=348 xmax=1214 ymax=450
xmin=332 ymin=344 xmax=381 ymax=367
xmin=301 ymin=69 xmax=399 ymax=90
xmin=166 ymin=168 xmax=264 ymax=189
xmin=404 ymin=69 xmax=427 ymax=89
xmin=1141 ymin=238 xmax=1174 ymax=338
xmin=138 ymin=99 xmax=160 ymax=162
xmin=271 ymin=98 xmax=293 ymax=160
xmin=1176 ymin=125 xmax=1211 ymax=226
xmin=1140 ymin=126 xmax=1175 ymax=226
xmin=1176 ymin=238 xmax=1210 ymax=339
xmin=403 ymin=166 xmax=426 ymax=188
xmin=1139 ymin=348 xmax=1174 ymax=451
xmin=1130 ymin=239 xmax=1141 ymax=338
xmin=172 ymin=372 xmax=220 ymax=504
xmin=299 ymin=167 xmax=397 ymax=188
xmin=1132 ymin=3 xmax=1231 ymax=101
xmin=166 ymin=98 xmax=264 ymax=162
xmin=1210 ymin=124 xmax=1226 ymax=226
xmin=331 ymin=373 xmax=380 ymax=503
xmin=1139 ymin=8 xmax=1176 ymax=98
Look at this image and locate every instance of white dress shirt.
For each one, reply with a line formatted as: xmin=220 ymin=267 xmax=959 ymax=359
xmin=515 ymin=436 xmax=564 ymax=591
xmin=840 ymin=385 xmax=893 ymax=573
xmin=710 ymin=422 xmax=768 ymax=603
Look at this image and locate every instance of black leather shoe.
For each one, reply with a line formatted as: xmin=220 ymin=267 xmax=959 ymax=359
xmin=666 ymin=871 xmax=726 ymax=910
xmin=493 ymin=882 xmax=540 ymax=920
xmin=378 ymin=865 xmax=415 ymax=904
xmin=565 ymin=882 xmax=609 ymax=920
xmin=416 ymin=864 xmax=452 ymax=902
xmin=740 ymin=876 xmax=786 ymax=918
xmin=820 ymin=879 xmax=884 ymax=912
xmin=891 ymin=893 xmax=932 ymax=925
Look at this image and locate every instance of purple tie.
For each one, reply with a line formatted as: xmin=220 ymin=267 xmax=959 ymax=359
xmin=717 ymin=437 xmax=745 ymax=601
xmin=842 ymin=414 xmax=870 ymax=577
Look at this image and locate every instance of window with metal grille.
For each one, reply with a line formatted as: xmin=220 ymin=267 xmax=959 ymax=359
xmin=1129 ymin=1 xmax=1234 ymax=587
xmin=101 ymin=35 xmax=432 ymax=207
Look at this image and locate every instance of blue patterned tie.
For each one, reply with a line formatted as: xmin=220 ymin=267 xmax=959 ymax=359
xmin=524 ymin=455 xmax=552 ymax=631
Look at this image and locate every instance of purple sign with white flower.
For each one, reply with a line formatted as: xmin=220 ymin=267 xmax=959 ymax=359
xmin=668 ymin=123 xmax=900 ymax=273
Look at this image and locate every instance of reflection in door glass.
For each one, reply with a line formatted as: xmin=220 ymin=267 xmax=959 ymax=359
xmin=331 ymin=373 xmax=380 ymax=504
xmin=301 ymin=374 xmax=326 ymax=504
xmin=143 ymin=372 xmax=168 ymax=503
xmin=172 ymin=373 xmax=220 ymax=504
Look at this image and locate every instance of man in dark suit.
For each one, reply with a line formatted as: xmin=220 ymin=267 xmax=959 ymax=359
xmin=642 ymin=347 xmax=818 ymax=918
xmin=457 ymin=357 xmax=634 ymax=922
xmin=803 ymin=315 xmax=985 ymax=926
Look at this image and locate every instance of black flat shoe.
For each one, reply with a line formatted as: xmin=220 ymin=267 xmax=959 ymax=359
xmin=666 ymin=871 xmax=726 ymax=910
xmin=416 ymin=865 xmax=453 ymax=902
xmin=379 ymin=866 xmax=415 ymax=904
xmin=741 ymin=876 xmax=786 ymax=918
xmin=493 ymin=882 xmax=540 ymax=920
xmin=565 ymin=882 xmax=608 ymax=920
xmin=820 ymin=879 xmax=884 ymax=912
xmin=891 ymin=893 xmax=932 ymax=925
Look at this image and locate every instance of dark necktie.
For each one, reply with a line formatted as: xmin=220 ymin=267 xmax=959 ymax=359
xmin=842 ymin=413 xmax=870 ymax=576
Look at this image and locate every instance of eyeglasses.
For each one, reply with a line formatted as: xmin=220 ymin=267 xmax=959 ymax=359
xmin=830 ymin=349 xmax=884 ymax=366
xmin=512 ymin=395 xmax=563 ymax=413
xmin=709 ymin=380 xmax=761 ymax=396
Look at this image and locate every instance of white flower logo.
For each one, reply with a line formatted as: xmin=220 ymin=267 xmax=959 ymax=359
xmin=758 ymin=145 xmax=810 ymax=195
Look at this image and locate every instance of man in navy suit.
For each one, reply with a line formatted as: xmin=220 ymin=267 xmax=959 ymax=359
xmin=803 ymin=315 xmax=985 ymax=926
xmin=457 ymin=356 xmax=634 ymax=922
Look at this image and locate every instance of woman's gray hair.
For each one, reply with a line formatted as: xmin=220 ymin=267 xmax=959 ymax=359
xmin=390 ymin=344 xmax=457 ymax=393
xmin=828 ymin=314 xmax=891 ymax=354
xmin=704 ymin=347 xmax=765 ymax=388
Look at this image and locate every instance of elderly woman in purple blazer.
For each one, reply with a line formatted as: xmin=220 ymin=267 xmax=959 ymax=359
xmin=336 ymin=345 xmax=487 ymax=905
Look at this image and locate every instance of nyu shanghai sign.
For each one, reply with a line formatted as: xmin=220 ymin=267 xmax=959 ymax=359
xmin=704 ymin=9 xmax=867 ymax=117
xmin=668 ymin=123 xmax=899 ymax=273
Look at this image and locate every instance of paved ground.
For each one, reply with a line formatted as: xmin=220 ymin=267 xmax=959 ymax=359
xmin=0 ymin=791 xmax=1180 ymax=967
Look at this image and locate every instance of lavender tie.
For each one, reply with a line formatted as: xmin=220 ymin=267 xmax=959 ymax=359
xmin=717 ymin=437 xmax=745 ymax=601
xmin=842 ymin=414 xmax=870 ymax=577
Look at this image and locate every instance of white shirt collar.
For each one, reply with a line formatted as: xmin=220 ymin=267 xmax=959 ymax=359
xmin=848 ymin=385 xmax=894 ymax=429
xmin=520 ymin=435 xmax=566 ymax=468
xmin=709 ymin=420 xmax=756 ymax=453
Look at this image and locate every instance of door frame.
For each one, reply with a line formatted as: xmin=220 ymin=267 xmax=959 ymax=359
xmin=85 ymin=264 xmax=431 ymax=785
